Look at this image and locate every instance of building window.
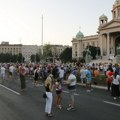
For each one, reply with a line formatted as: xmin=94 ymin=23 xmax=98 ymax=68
xmin=75 ymin=51 xmax=77 ymax=57
xmin=75 ymin=44 xmax=77 ymax=50
xmin=87 ymin=43 xmax=89 ymax=46
xmin=83 ymin=44 xmax=85 ymax=49
xmin=114 ymin=11 xmax=116 ymax=18
xmin=2 ymin=48 xmax=4 ymax=53
xmin=5 ymin=48 xmax=6 ymax=53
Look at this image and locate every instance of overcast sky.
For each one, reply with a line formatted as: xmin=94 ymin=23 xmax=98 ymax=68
xmin=0 ymin=0 xmax=115 ymax=46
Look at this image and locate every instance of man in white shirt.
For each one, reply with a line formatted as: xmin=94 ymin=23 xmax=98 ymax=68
xmin=1 ymin=65 xmax=6 ymax=80
xmin=80 ymin=66 xmax=86 ymax=86
xmin=59 ymin=66 xmax=65 ymax=83
xmin=9 ymin=64 xmax=15 ymax=77
xmin=65 ymin=69 xmax=76 ymax=111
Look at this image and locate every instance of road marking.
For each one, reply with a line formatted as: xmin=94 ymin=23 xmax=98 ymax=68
xmin=104 ymin=101 xmax=120 ymax=107
xmin=63 ymin=90 xmax=79 ymax=96
xmin=63 ymin=90 xmax=69 ymax=93
xmin=74 ymin=93 xmax=79 ymax=96
xmin=0 ymin=84 xmax=21 ymax=96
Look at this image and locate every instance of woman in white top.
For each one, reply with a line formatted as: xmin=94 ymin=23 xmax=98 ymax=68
xmin=111 ymin=71 xmax=120 ymax=100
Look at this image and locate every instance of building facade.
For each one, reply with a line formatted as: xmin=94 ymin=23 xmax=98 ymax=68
xmin=0 ymin=41 xmax=22 ymax=55
xmin=72 ymin=0 xmax=120 ymax=62
xmin=22 ymin=45 xmax=41 ymax=62
xmin=0 ymin=42 xmax=41 ymax=62
xmin=50 ymin=45 xmax=69 ymax=57
xmin=0 ymin=41 xmax=68 ymax=62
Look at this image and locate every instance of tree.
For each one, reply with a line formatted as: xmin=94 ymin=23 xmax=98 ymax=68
xmin=60 ymin=47 xmax=72 ymax=62
xmin=30 ymin=54 xmax=35 ymax=62
xmin=43 ymin=44 xmax=53 ymax=58
xmin=0 ymin=53 xmax=24 ymax=63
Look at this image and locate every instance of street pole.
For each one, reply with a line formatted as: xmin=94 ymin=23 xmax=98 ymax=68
xmin=41 ymin=15 xmax=43 ymax=55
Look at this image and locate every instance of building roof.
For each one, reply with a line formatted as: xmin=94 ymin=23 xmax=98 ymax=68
xmin=114 ymin=0 xmax=120 ymax=4
xmin=75 ymin=31 xmax=84 ymax=40
xmin=99 ymin=14 xmax=108 ymax=20
xmin=113 ymin=0 xmax=120 ymax=7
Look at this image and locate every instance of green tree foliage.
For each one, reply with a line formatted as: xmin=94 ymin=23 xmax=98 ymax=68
xmin=30 ymin=54 xmax=35 ymax=62
xmin=30 ymin=54 xmax=41 ymax=63
xmin=60 ymin=47 xmax=72 ymax=62
xmin=43 ymin=44 xmax=53 ymax=58
xmin=0 ymin=53 xmax=24 ymax=63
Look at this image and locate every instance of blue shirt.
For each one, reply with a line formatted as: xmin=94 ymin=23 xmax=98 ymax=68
xmin=86 ymin=69 xmax=92 ymax=81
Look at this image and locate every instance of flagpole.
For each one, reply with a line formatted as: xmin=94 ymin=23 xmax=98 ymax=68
xmin=41 ymin=15 xmax=43 ymax=55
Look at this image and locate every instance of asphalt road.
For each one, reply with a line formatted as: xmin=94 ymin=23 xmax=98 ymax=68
xmin=0 ymin=77 xmax=120 ymax=120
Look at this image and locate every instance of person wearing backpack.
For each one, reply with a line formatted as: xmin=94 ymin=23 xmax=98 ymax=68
xmin=34 ymin=66 xmax=39 ymax=87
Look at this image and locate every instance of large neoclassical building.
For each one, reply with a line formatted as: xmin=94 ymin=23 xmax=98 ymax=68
xmin=72 ymin=0 xmax=120 ymax=62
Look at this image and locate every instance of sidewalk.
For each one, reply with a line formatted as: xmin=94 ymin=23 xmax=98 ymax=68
xmin=77 ymin=83 xmax=107 ymax=90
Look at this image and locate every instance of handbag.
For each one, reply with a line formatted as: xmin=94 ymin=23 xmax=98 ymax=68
xmin=43 ymin=92 xmax=47 ymax=98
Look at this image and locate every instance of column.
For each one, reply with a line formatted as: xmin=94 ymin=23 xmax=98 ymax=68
xmin=99 ymin=34 xmax=103 ymax=56
xmin=80 ymin=41 xmax=82 ymax=57
xmin=107 ymin=33 xmax=110 ymax=55
xmin=78 ymin=41 xmax=80 ymax=59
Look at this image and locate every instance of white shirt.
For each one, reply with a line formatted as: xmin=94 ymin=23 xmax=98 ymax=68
xmin=59 ymin=69 xmax=64 ymax=78
xmin=80 ymin=69 xmax=86 ymax=78
xmin=68 ymin=74 xmax=76 ymax=86
xmin=1 ymin=67 xmax=5 ymax=74
xmin=112 ymin=75 xmax=120 ymax=85
xmin=9 ymin=66 xmax=14 ymax=73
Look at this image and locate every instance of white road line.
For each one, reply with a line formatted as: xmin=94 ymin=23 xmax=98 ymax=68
xmin=74 ymin=93 xmax=79 ymax=96
xmin=0 ymin=84 xmax=21 ymax=96
xmin=63 ymin=90 xmax=69 ymax=93
xmin=104 ymin=101 xmax=120 ymax=107
xmin=63 ymin=90 xmax=79 ymax=96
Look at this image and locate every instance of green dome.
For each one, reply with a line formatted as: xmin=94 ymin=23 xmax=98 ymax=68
xmin=76 ymin=31 xmax=84 ymax=40
xmin=99 ymin=14 xmax=108 ymax=20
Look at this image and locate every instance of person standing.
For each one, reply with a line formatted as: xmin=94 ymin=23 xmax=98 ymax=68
xmin=86 ymin=66 xmax=92 ymax=92
xmin=103 ymin=64 xmax=108 ymax=77
xmin=45 ymin=70 xmax=54 ymax=117
xmin=59 ymin=66 xmax=65 ymax=84
xmin=111 ymin=71 xmax=120 ymax=99
xmin=9 ymin=64 xmax=15 ymax=79
xmin=64 ymin=69 xmax=77 ymax=111
xmin=34 ymin=66 xmax=39 ymax=87
xmin=106 ymin=67 xmax=114 ymax=91
xmin=55 ymin=78 xmax=62 ymax=109
xmin=19 ymin=66 xmax=26 ymax=91
xmin=93 ymin=68 xmax=99 ymax=85
xmin=0 ymin=65 xmax=6 ymax=82
xmin=80 ymin=66 xmax=86 ymax=86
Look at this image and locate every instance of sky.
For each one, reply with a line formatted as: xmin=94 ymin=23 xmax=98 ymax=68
xmin=0 ymin=0 xmax=115 ymax=46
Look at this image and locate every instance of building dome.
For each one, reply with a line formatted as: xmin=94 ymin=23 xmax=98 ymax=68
xmin=75 ymin=31 xmax=84 ymax=40
xmin=99 ymin=14 xmax=108 ymax=20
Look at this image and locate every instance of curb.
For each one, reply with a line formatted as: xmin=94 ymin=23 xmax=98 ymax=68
xmin=77 ymin=83 xmax=107 ymax=90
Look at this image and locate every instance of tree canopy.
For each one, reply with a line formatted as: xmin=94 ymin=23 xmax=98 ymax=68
xmin=60 ymin=47 xmax=72 ymax=63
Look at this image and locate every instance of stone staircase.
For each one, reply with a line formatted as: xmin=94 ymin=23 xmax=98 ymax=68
xmin=90 ymin=54 xmax=116 ymax=64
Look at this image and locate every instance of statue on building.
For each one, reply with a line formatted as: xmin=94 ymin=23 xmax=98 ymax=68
xmin=85 ymin=48 xmax=92 ymax=63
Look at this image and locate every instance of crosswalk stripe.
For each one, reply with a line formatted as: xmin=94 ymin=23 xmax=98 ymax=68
xmin=0 ymin=84 xmax=21 ymax=96
xmin=104 ymin=101 xmax=120 ymax=107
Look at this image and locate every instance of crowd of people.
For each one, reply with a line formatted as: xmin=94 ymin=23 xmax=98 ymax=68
xmin=0 ymin=62 xmax=120 ymax=117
